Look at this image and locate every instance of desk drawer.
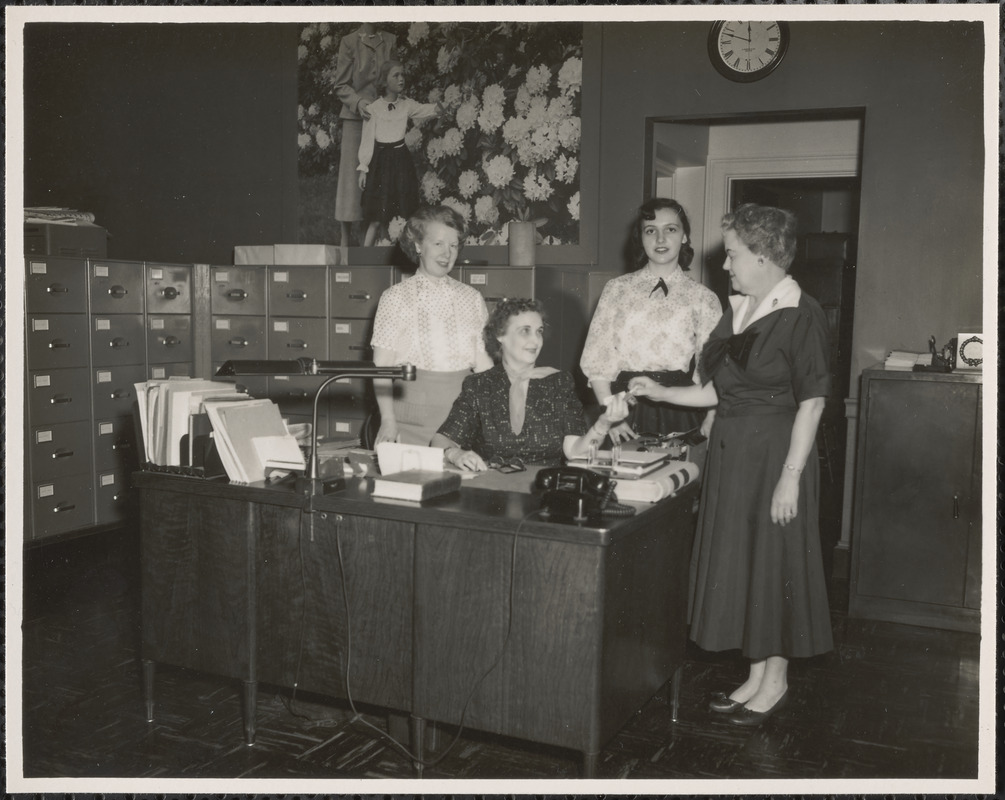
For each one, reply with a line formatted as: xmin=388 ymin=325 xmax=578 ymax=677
xmin=28 ymin=314 xmax=89 ymax=370
xmin=330 ymin=267 xmax=391 ymax=318
xmin=89 ymin=260 xmax=145 ymax=314
xmin=146 ymin=263 xmax=192 ymax=315
xmin=460 ymin=266 xmax=534 ymax=310
xmin=212 ymin=266 xmax=267 ymax=316
xmin=93 ymin=363 xmax=146 ymax=420
xmin=268 ymin=317 xmax=327 ymax=359
xmin=95 ymin=417 xmax=140 ymax=471
xmin=147 ymin=316 xmax=193 ymax=364
xmin=25 ymin=257 xmax=88 ymax=314
xmin=29 ymin=368 xmax=91 ymax=425
xmin=31 ymin=475 xmax=95 ymax=539
xmin=212 ymin=316 xmax=267 ymax=362
xmin=91 ymin=314 xmax=145 ymax=367
xmin=268 ymin=266 xmax=327 ymax=317
xmin=29 ymin=420 xmax=93 ymax=481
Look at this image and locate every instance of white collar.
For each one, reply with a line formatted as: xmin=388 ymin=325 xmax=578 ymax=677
xmin=729 ymin=275 xmax=801 ymax=333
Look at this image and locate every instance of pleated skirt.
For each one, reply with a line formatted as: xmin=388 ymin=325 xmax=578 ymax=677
xmin=688 ymin=411 xmax=833 ymax=660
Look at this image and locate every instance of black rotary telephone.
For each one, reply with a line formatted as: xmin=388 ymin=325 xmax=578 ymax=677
xmin=533 ymin=466 xmax=635 ymax=521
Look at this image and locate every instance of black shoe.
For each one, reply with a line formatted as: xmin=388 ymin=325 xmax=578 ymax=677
xmin=708 ymin=691 xmax=744 ymax=714
xmin=727 ymin=690 xmax=789 ymax=727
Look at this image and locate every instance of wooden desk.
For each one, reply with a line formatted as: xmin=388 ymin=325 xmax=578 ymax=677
xmin=136 ymin=471 xmax=698 ymax=777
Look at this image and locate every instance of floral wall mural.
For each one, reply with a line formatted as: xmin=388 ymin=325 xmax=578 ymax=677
xmin=297 ymin=20 xmax=583 ymax=247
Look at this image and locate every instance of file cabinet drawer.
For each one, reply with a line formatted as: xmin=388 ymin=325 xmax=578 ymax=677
xmin=29 ymin=421 xmax=93 ymax=481
xmin=28 ymin=368 xmax=91 ymax=425
xmin=268 ymin=317 xmax=327 ymax=360
xmin=30 ymin=475 xmax=95 ymax=540
xmin=269 ymin=376 xmax=322 ymax=417
xmin=91 ymin=314 xmax=145 ymax=366
xmin=146 ymin=263 xmax=192 ymax=315
xmin=329 ymin=319 xmax=372 ymax=361
xmin=89 ymin=260 xmax=145 ymax=314
xmin=93 ymin=363 xmax=146 ymax=420
xmin=212 ymin=316 xmax=267 ymax=362
xmin=95 ymin=417 xmax=140 ymax=472
xmin=330 ymin=267 xmax=391 ymax=318
xmin=268 ymin=266 xmax=327 ymax=317
xmin=95 ymin=469 xmax=135 ymax=526
xmin=460 ymin=266 xmax=534 ymax=310
xmin=328 ymin=411 xmax=366 ymax=440
xmin=147 ymin=316 xmax=193 ymax=364
xmin=148 ymin=363 xmax=194 ymax=380
xmin=211 ymin=266 xmax=267 ymax=316
xmin=26 ymin=257 xmax=88 ymax=314
xmin=28 ymin=314 xmax=89 ymax=369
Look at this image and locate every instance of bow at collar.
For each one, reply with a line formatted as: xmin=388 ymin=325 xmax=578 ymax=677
xmin=701 ymin=329 xmax=760 ymax=381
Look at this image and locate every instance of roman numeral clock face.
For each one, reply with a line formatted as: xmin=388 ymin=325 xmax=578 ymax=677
xmin=708 ymin=21 xmax=790 ymax=83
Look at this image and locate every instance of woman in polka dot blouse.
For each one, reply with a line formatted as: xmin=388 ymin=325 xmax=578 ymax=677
xmin=370 ymin=205 xmax=493 ymax=446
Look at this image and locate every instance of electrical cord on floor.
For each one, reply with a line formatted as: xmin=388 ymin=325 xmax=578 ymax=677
xmin=332 ymin=508 xmax=546 ymax=771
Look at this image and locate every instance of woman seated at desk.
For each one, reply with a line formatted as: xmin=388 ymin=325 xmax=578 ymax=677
xmin=431 ymin=299 xmax=630 ymax=471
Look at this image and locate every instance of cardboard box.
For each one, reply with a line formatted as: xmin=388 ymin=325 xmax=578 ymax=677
xmin=234 ymin=245 xmax=276 ymax=265
xmin=273 ymin=244 xmax=343 ymax=265
xmin=25 ymin=222 xmax=108 ymax=258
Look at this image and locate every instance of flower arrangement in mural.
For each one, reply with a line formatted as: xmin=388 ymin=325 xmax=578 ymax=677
xmin=297 ymin=21 xmax=582 ymax=246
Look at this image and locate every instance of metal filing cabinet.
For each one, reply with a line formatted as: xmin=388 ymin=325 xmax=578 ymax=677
xmin=23 ymin=255 xmax=197 ymax=541
xmin=456 ymin=264 xmax=535 ymax=313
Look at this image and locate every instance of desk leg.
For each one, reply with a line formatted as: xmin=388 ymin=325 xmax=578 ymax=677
xmin=582 ymin=750 xmax=598 ymax=778
xmin=142 ymin=659 xmax=155 ymax=722
xmin=409 ymin=714 xmax=425 ymax=777
xmin=242 ymin=680 xmax=257 ymax=746
xmin=670 ymin=664 xmax=682 ymax=723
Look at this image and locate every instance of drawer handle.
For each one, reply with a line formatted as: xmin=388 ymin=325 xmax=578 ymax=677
xmin=286 ymin=290 xmax=308 ymax=301
xmin=228 ymin=337 xmax=249 ymax=347
xmin=107 ymin=285 xmax=128 ymax=298
xmin=161 ymin=336 xmax=180 ymax=347
xmin=484 ymin=296 xmax=507 ymax=303
xmin=953 ymin=494 xmax=960 ymax=520
xmin=110 ymin=389 xmax=131 ymax=400
xmin=47 ymin=283 xmax=69 ymax=294
xmin=50 ymin=395 xmax=72 ymax=405
xmin=109 ymin=337 xmax=130 ymax=348
xmin=159 ymin=286 xmax=180 ymax=300
xmin=287 ymin=340 xmax=309 ymax=349
xmin=348 ymin=291 xmax=371 ymax=301
xmin=53 ymin=502 xmax=76 ymax=514
xmin=52 ymin=449 xmax=74 ymax=459
xmin=48 ymin=340 xmax=71 ymax=349
xmin=227 ymin=289 xmax=248 ymax=300
xmin=349 ymin=345 xmax=368 ymax=351
xmin=112 ymin=440 xmax=132 ymax=451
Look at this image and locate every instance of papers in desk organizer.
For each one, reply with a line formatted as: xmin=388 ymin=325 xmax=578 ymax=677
xmin=134 ymin=377 xmax=247 ymax=466
xmin=611 ymin=461 xmax=700 ymax=503
xmin=567 ymin=448 xmax=673 ymax=478
xmin=375 ymin=442 xmax=445 ymax=476
xmin=204 ymin=397 xmax=304 ymax=483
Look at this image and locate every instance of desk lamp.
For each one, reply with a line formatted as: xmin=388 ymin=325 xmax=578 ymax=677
xmin=215 ymin=357 xmax=415 ymax=494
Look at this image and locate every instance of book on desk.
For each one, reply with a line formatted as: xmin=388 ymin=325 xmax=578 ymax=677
xmin=371 ymin=469 xmax=462 ymax=501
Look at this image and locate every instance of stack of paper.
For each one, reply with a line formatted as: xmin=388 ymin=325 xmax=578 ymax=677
xmin=612 ymin=461 xmax=700 ymax=504
xmin=134 ymin=377 xmax=248 ymax=465
xmin=884 ymin=351 xmax=925 ymax=371
xmin=204 ymin=397 xmax=305 ymax=483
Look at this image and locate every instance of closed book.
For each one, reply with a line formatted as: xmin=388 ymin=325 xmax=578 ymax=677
xmin=371 ymin=469 xmax=462 ymax=501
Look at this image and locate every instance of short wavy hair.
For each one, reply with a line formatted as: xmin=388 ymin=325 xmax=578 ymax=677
xmin=483 ymin=298 xmax=546 ymax=362
xmin=375 ymin=59 xmax=403 ymax=96
xmin=630 ymin=197 xmax=695 ymax=271
xmin=398 ymin=205 xmax=467 ymax=265
xmin=721 ymin=203 xmax=798 ymax=271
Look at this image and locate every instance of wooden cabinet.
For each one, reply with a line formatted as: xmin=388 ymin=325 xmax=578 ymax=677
xmin=849 ymin=368 xmax=981 ymax=632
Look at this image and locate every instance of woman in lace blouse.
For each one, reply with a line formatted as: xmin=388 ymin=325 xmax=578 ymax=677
xmin=580 ymin=198 xmax=722 ymax=443
xmin=370 ymin=205 xmax=493 ymax=446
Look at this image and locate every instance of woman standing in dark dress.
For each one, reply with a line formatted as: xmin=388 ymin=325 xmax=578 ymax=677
xmin=629 ymin=204 xmax=832 ymax=726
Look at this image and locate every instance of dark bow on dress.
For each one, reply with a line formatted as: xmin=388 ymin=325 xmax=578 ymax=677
xmin=701 ymin=329 xmax=760 ymax=378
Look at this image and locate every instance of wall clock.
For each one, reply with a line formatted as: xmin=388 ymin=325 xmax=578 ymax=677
xmin=708 ymin=21 xmax=790 ymax=83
